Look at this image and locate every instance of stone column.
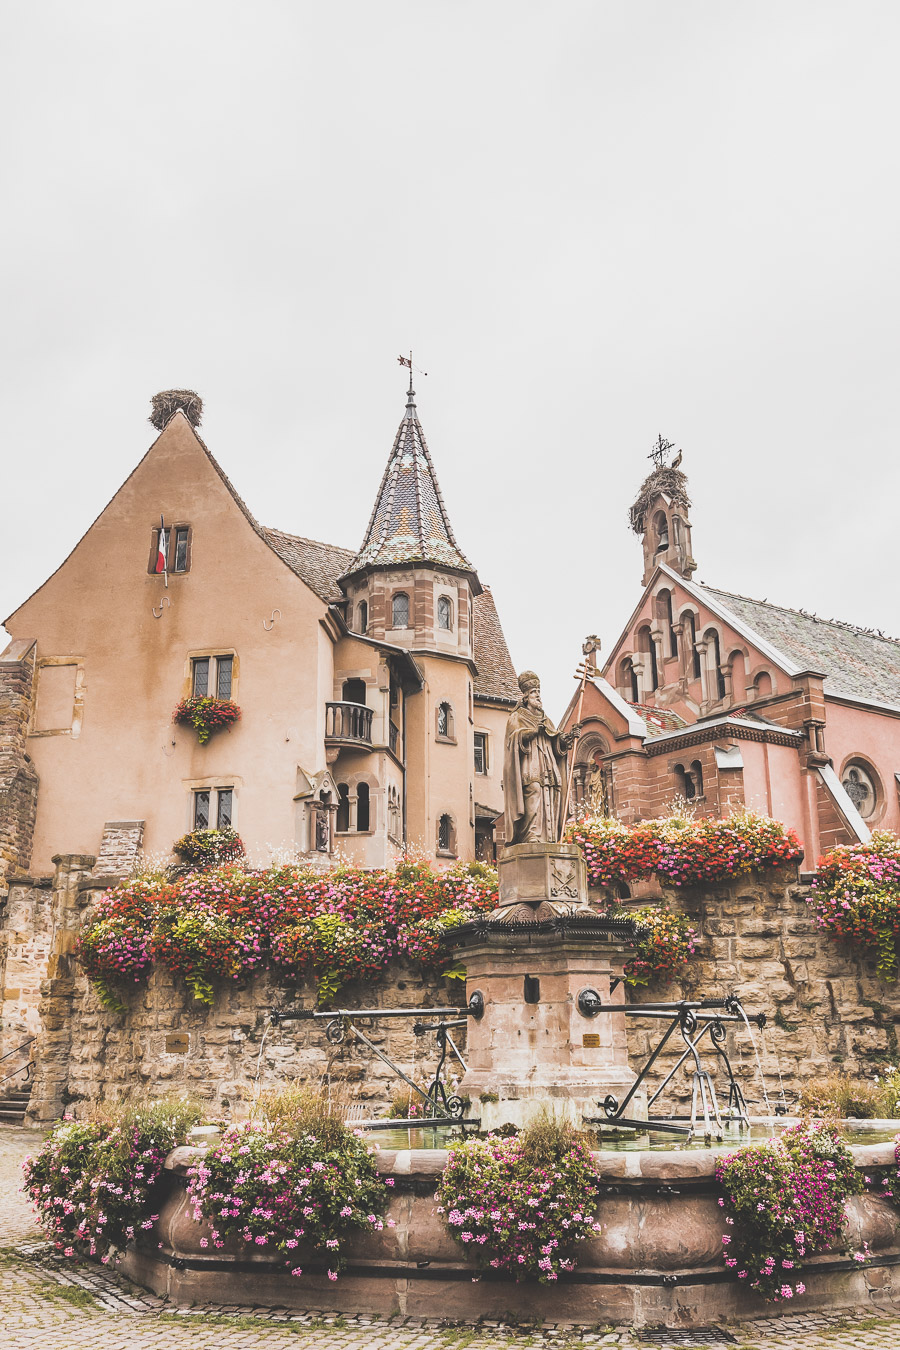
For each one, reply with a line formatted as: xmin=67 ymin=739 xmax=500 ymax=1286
xmin=25 ymin=853 xmax=96 ymax=1126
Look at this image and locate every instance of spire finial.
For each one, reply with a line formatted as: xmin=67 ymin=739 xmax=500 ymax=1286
xmin=397 ymin=351 xmax=427 ymax=411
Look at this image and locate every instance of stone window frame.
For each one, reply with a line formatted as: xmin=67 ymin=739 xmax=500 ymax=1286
xmin=185 ymin=778 xmax=241 ymax=831
xmin=747 ymin=663 xmax=777 ymax=700
xmin=28 ymin=657 xmax=86 ymax=739
xmin=839 ymin=754 xmax=885 ymax=825
xmin=672 ymin=759 xmax=704 ymax=803
xmin=437 ymin=594 xmax=454 ymax=631
xmin=435 ymin=700 xmax=456 ymax=744
xmin=148 ymin=522 xmax=193 ymax=575
xmin=436 ymin=812 xmax=457 ymax=858
xmin=474 ymin=730 xmax=489 ymax=775
xmin=184 ymin=649 xmax=239 ymax=702
xmin=357 ymin=600 xmax=368 ymax=634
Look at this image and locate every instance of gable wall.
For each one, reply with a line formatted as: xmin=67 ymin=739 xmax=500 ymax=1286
xmin=4 ymin=416 xmax=333 ymax=868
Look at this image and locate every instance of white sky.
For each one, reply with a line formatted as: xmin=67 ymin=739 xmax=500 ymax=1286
xmin=2 ymin=2 xmax=898 ymax=720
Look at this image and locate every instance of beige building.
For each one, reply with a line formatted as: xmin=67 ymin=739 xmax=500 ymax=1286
xmin=0 ymin=386 xmax=517 ymax=877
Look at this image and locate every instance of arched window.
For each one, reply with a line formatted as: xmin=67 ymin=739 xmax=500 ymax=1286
xmin=653 ymin=510 xmax=669 ymax=553
xmin=342 ymin=678 xmax=367 ymax=705
xmin=336 ymin=783 xmax=350 ymax=833
xmin=706 ymin=629 xmax=725 ymax=700
xmin=753 ymin=671 xmax=773 ymax=698
xmin=358 ymin=600 xmax=368 ymax=633
xmin=638 ymin=625 xmax=658 ymax=692
xmin=436 ymin=701 xmax=454 ymax=739
xmin=690 ymin=760 xmax=704 ymax=798
xmin=437 ymin=595 xmax=453 ymax=630
xmin=438 ymin=813 xmax=454 ymax=853
xmin=674 ymin=762 xmax=703 ymax=800
xmin=728 ymin=651 xmax=747 ymax=702
xmin=619 ymin=656 xmax=639 ymax=703
xmin=356 ymin=782 xmax=370 ymax=832
xmin=392 ymin=592 xmax=410 ymax=628
xmin=658 ymin=589 xmax=677 ymax=658
xmin=682 ymin=612 xmax=701 ymax=679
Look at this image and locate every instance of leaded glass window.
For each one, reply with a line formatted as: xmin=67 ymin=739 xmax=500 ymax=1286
xmin=392 ymin=593 xmax=409 ymax=628
xmin=216 ymin=788 xmax=233 ymax=828
xmin=193 ymin=790 xmax=210 ymax=830
xmin=216 ymin=656 xmax=233 ymax=699
xmin=192 ymin=658 xmax=210 ymax=697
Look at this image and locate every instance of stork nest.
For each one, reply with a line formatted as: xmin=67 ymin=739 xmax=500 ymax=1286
xmin=628 ymin=465 xmax=691 ymax=535
xmin=150 ymin=389 xmax=203 ymax=431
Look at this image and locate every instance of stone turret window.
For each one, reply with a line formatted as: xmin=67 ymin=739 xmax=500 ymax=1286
xmin=356 ymin=782 xmax=371 ymax=832
xmin=436 ymin=701 xmax=456 ymax=742
xmin=358 ymin=601 xmax=368 ymax=633
xmin=437 ymin=595 xmax=453 ymax=630
xmin=392 ymin=593 xmax=410 ymax=628
xmin=437 ymin=812 xmax=456 ymax=856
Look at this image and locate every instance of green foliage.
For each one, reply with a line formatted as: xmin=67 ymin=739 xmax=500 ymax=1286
xmin=171 ymin=826 xmax=245 ymax=869
xmin=810 ymin=832 xmax=900 ymax=980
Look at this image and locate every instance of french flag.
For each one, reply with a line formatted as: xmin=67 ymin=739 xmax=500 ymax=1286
xmin=156 ymin=516 xmax=168 ymax=579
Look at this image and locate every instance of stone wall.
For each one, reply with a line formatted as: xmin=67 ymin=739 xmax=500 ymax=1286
xmin=0 ymin=873 xmax=53 ymax=1065
xmin=621 ymin=868 xmax=900 ymax=1114
xmin=0 ymin=641 xmax=39 ymax=879
xmin=20 ymin=860 xmax=900 ymax=1126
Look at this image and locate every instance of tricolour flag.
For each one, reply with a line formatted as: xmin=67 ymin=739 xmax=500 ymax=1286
xmin=156 ymin=515 xmax=168 ymax=578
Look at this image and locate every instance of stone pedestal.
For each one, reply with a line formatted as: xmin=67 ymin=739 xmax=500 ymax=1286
xmin=452 ymin=842 xmax=642 ymax=1130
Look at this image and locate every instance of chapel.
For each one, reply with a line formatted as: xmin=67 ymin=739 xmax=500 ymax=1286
xmin=0 ymin=385 xmax=517 ymax=880
xmin=560 ymin=448 xmax=900 ymax=865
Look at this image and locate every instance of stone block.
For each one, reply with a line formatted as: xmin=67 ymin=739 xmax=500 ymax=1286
xmin=734 ymin=937 xmax=779 ymax=959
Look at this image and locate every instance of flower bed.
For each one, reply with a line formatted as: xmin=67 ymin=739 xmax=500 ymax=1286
xmin=173 ymin=696 xmax=241 ymax=744
xmin=809 ymin=831 xmax=900 ymax=980
xmin=436 ymin=1120 xmax=603 ymax=1281
xmin=716 ymin=1120 xmax=864 ymax=1300
xmin=172 ymin=826 xmax=245 ymax=870
xmin=565 ymin=811 xmax=803 ymax=890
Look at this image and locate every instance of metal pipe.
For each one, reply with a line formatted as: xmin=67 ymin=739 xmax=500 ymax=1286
xmin=272 ymin=1006 xmax=462 ymax=1022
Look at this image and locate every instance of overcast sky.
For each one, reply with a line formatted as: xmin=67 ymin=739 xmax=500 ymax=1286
xmin=2 ymin=2 xmax=898 ymax=719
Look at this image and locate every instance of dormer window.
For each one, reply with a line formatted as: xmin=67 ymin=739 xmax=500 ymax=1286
xmin=437 ymin=595 xmax=453 ymax=630
xmin=392 ymin=592 xmax=410 ymax=628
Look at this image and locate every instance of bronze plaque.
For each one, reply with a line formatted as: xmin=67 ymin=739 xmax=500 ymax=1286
xmin=165 ymin=1033 xmax=189 ymax=1054
xmin=582 ymin=1033 xmax=600 ymax=1049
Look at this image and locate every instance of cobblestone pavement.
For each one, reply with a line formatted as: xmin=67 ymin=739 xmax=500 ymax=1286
xmin=3 ymin=1125 xmax=900 ymax=1350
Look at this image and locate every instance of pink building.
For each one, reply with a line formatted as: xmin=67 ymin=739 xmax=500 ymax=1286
xmin=0 ymin=387 xmax=517 ymax=880
xmin=561 ymin=456 xmax=900 ymax=866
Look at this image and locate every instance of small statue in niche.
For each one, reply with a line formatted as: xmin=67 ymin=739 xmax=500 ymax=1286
xmin=314 ymin=806 xmax=331 ymax=853
xmin=503 ymin=671 xmax=574 ymax=845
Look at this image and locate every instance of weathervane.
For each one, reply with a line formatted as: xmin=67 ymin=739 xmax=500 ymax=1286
xmin=397 ymin=351 xmax=428 ymax=394
xmin=648 ymin=433 xmax=683 ymax=470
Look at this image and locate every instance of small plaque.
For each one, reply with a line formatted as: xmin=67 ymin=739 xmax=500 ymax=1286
xmin=165 ymin=1033 xmax=189 ymax=1054
xmin=582 ymin=1033 xmax=600 ymax=1048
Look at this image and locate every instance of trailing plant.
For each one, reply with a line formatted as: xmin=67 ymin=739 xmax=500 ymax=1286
xmin=172 ymin=826 xmax=246 ymax=869
xmin=22 ymin=1096 xmax=203 ymax=1263
xmin=173 ymin=696 xmax=241 ymax=744
xmin=565 ymin=809 xmax=803 ymax=889
xmin=623 ymin=906 xmax=697 ymax=987
xmin=76 ymin=859 xmax=498 ymax=1010
xmin=436 ymin=1115 xmax=603 ymax=1281
xmin=715 ymin=1119 xmax=864 ymax=1300
xmin=186 ymin=1088 xmax=386 ymax=1280
xmin=809 ymin=832 xmax=900 ymax=980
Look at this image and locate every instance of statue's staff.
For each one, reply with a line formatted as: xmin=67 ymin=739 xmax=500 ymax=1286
xmin=561 ymin=635 xmax=600 ymax=827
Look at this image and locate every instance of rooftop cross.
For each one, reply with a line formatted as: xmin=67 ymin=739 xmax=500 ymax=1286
xmin=648 ymin=433 xmax=677 ymax=469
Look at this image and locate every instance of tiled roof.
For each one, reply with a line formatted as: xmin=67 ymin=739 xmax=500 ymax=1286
xmin=261 ymin=528 xmax=355 ymax=603
xmin=342 ymin=390 xmax=474 ymax=577
xmin=701 ymin=585 xmax=900 ymax=708
xmin=260 ymin=530 xmax=517 ymax=704
xmin=628 ymin=702 xmax=688 ymax=733
xmin=473 ymin=587 xmax=519 ymax=703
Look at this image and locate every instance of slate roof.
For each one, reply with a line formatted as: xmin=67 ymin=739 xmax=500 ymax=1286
xmin=342 ymin=388 xmax=475 ymax=577
xmin=701 ymin=585 xmax=900 ymax=708
xmin=472 ymin=587 xmax=519 ymax=704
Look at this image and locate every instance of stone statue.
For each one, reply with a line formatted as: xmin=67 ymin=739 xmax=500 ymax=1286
xmin=503 ymin=671 xmax=573 ymax=845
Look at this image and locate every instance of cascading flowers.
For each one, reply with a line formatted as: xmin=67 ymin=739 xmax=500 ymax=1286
xmin=566 ymin=810 xmax=803 ymax=889
xmin=716 ymin=1119 xmax=864 ymax=1300
xmin=173 ymin=696 xmax=241 ymax=744
xmin=809 ymin=832 xmax=900 ymax=980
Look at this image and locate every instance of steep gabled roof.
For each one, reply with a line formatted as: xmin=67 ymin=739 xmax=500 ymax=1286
xmin=472 ymin=587 xmax=519 ymax=703
xmin=342 ymin=386 xmax=475 ymax=579
xmin=700 ymin=584 xmax=900 ymax=708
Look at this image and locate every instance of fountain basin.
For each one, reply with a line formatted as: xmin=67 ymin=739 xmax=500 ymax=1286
xmin=118 ymin=1139 xmax=900 ymax=1329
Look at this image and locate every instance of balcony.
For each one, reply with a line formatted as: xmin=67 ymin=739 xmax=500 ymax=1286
xmin=325 ymin=701 xmax=373 ymax=747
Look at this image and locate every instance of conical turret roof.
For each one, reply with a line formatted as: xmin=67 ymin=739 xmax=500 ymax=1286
xmin=342 ymin=385 xmax=475 ymax=579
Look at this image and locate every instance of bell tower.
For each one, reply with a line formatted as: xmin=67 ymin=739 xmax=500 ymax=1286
xmin=629 ymin=436 xmax=697 ymax=587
